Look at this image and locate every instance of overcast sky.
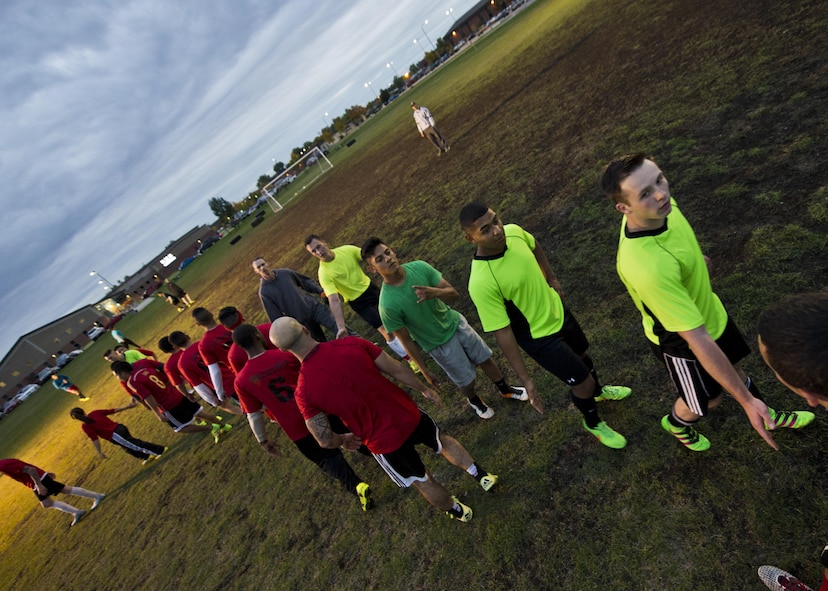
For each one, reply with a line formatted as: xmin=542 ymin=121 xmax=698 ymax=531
xmin=0 ymin=0 xmax=479 ymax=360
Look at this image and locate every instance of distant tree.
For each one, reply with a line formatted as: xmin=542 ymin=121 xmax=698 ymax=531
xmin=321 ymin=128 xmax=334 ymax=143
xmin=333 ymin=117 xmax=346 ymax=133
xmin=392 ymin=75 xmax=405 ymax=90
xmin=380 ymin=88 xmax=390 ymax=104
xmin=436 ymin=37 xmax=451 ymax=57
xmin=208 ymin=196 xmax=235 ymax=221
xmin=272 ymin=161 xmax=285 ymax=174
xmin=257 ymin=174 xmax=272 ymax=189
xmin=346 ymin=105 xmax=367 ymax=122
xmin=409 ymin=62 xmax=420 ymax=74
xmin=302 ymin=140 xmax=314 ymax=152
xmin=290 ymin=147 xmax=303 ymax=163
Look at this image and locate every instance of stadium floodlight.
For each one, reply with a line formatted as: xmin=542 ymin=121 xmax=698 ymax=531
xmin=260 ymin=146 xmax=333 ymax=213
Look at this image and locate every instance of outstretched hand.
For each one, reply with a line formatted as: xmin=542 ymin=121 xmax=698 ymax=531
xmin=740 ymin=397 xmax=778 ymax=450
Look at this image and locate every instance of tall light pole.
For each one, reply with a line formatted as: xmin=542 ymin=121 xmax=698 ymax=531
xmin=364 ymin=81 xmax=379 ymax=100
xmin=386 ymin=61 xmax=398 ymax=77
xmin=322 ymin=112 xmax=330 ymax=127
xmin=421 ymin=20 xmax=436 ymax=51
xmin=89 ymin=270 xmax=115 ymax=290
xmin=413 ymin=37 xmax=425 ymax=56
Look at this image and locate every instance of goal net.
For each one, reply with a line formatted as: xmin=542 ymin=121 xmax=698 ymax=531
xmin=261 ymin=146 xmax=333 ymax=213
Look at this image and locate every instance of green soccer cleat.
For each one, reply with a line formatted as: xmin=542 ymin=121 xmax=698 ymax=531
xmin=594 ymin=385 xmax=632 ymax=402
xmin=221 ymin=423 xmax=233 ymax=433
xmin=767 ymin=408 xmax=815 ymax=430
xmin=446 ymin=496 xmax=473 ymax=522
xmin=479 ymin=473 xmax=499 ymax=492
xmin=356 ymin=482 xmax=373 ymax=512
xmin=407 ymin=359 xmax=421 ymax=374
xmin=661 ymin=415 xmax=711 ymax=452
xmin=582 ymin=420 xmax=627 ymax=449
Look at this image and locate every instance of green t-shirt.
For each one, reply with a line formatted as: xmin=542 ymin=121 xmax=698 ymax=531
xmin=616 ymin=198 xmax=727 ymax=346
xmin=124 ymin=350 xmax=148 ymax=364
xmin=468 ymin=224 xmax=564 ymax=338
xmin=378 ymin=261 xmax=460 ymax=353
xmin=317 ymin=245 xmax=370 ymax=303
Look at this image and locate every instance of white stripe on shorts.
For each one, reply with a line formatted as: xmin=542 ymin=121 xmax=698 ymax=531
xmin=663 ymin=353 xmax=704 ymax=416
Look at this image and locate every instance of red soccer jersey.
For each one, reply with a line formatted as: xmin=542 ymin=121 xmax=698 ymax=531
xmin=0 ymin=458 xmax=46 ymax=490
xmin=79 ymin=409 xmax=119 ymax=441
xmin=198 ymin=325 xmax=233 ymax=366
xmin=295 ymin=337 xmax=421 ymax=454
xmin=127 ymin=361 xmax=183 ymax=411
xmin=233 ymin=349 xmax=308 ymax=441
xmin=227 ymin=324 xmax=274 ymax=375
xmin=164 ymin=350 xmax=185 ymax=387
xmin=180 ymin=340 xmax=235 ymax=396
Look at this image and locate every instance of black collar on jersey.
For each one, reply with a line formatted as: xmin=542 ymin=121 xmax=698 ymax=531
xmin=624 ymin=217 xmax=669 ymax=239
xmin=473 ymin=245 xmax=508 ymax=261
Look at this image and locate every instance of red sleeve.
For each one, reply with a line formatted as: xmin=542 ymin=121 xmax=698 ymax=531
xmin=81 ymin=423 xmax=99 ymax=441
xmin=233 ymin=373 xmax=262 ymax=414
xmin=819 ymin=573 xmax=828 ymax=591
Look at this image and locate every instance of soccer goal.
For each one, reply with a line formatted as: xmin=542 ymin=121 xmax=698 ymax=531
xmin=261 ymin=146 xmax=333 ymax=213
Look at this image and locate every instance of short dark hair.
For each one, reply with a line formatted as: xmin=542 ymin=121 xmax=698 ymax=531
xmin=191 ymin=307 xmax=213 ymax=326
xmin=218 ymin=306 xmax=239 ymax=325
xmin=157 ymin=336 xmax=175 ymax=354
xmin=757 ymin=292 xmax=828 ymax=396
xmin=599 ymin=153 xmax=647 ymax=204
xmin=110 ymin=360 xmax=133 ymax=376
xmin=168 ymin=331 xmax=189 ymax=348
xmin=303 ymin=234 xmax=322 ymax=247
xmin=360 ymin=237 xmax=386 ymax=261
xmin=102 ymin=349 xmax=113 ymax=359
xmin=458 ymin=202 xmax=489 ymax=230
xmin=232 ymin=324 xmax=261 ymax=350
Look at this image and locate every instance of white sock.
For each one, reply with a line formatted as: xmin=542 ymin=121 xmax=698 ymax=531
xmin=386 ymin=336 xmax=407 ymax=358
xmin=466 ymin=463 xmax=479 ymax=478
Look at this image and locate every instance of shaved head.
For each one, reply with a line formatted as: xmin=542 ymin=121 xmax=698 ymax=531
xmin=269 ymin=317 xmax=306 ymax=351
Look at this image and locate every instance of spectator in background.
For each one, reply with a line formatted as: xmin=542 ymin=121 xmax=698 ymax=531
xmin=111 ymin=328 xmax=140 ymax=348
xmin=411 ymin=101 xmax=450 ymax=155
xmin=51 ymin=372 xmax=88 ymax=401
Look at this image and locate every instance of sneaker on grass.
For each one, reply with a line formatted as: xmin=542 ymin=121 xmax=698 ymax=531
xmin=468 ymin=399 xmax=494 ymax=420
xmin=757 ymin=565 xmax=814 ymax=591
xmin=582 ymin=420 xmax=627 ymax=449
xmin=479 ymin=473 xmax=498 ymax=492
xmin=71 ymin=510 xmax=86 ymax=527
xmin=660 ymin=415 xmax=710 ymax=452
xmin=501 ymin=386 xmax=529 ymax=401
xmin=446 ymin=496 xmax=473 ymax=523
xmin=356 ymin=482 xmax=373 ymax=512
xmin=767 ymin=408 xmax=815 ymax=430
xmin=594 ymin=385 xmax=632 ymax=402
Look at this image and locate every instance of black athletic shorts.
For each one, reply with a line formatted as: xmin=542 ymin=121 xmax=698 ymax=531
xmin=650 ymin=316 xmax=751 ymax=416
xmin=164 ymin=397 xmax=203 ymax=431
xmin=514 ymin=308 xmax=591 ymax=387
xmin=349 ymin=283 xmax=383 ymax=329
xmin=34 ymin=475 xmax=66 ymax=501
xmin=372 ymin=410 xmax=442 ymax=488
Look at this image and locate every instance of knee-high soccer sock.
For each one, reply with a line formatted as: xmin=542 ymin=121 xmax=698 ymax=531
xmin=582 ymin=355 xmax=603 ymax=393
xmin=571 ymin=391 xmax=600 ymax=428
xmin=385 ymin=336 xmax=408 ymax=358
xmin=62 ymin=486 xmax=101 ymax=500
xmin=47 ymin=500 xmax=82 ymax=516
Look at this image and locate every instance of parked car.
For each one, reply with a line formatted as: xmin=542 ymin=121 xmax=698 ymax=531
xmin=36 ymin=366 xmax=57 ymax=384
xmin=87 ymin=326 xmax=106 ymax=340
xmin=3 ymin=398 xmax=22 ymax=414
xmin=198 ymin=235 xmax=221 ymax=254
xmin=16 ymin=384 xmax=39 ymax=400
xmin=178 ymin=256 xmax=197 ymax=270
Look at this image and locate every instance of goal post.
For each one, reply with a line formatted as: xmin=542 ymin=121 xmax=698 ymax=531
xmin=261 ymin=146 xmax=333 ymax=213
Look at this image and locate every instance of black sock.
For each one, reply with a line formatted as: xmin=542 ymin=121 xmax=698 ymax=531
xmin=582 ymin=355 xmax=603 ymax=393
xmin=745 ymin=376 xmax=765 ymax=402
xmin=667 ymin=411 xmax=698 ymax=429
xmin=493 ymin=378 xmax=511 ymax=394
xmin=571 ymin=391 xmax=600 ymax=428
xmin=467 ymin=395 xmax=487 ymax=410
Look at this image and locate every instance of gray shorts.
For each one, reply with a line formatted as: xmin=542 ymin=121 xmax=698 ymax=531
xmin=429 ymin=315 xmax=492 ymax=388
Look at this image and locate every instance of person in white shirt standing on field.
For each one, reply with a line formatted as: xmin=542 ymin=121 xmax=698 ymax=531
xmin=411 ymin=101 xmax=450 ymax=155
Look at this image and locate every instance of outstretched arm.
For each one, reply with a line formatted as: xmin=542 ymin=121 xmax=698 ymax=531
xmin=21 ymin=466 xmax=48 ymax=496
xmin=679 ymin=326 xmax=777 ymax=450
xmin=326 ymin=293 xmax=350 ymax=338
xmin=110 ymin=400 xmax=139 ymax=414
xmin=493 ymin=325 xmax=543 ymax=414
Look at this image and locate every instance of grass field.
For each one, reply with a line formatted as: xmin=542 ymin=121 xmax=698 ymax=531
xmin=2 ymin=0 xmax=827 ymax=589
